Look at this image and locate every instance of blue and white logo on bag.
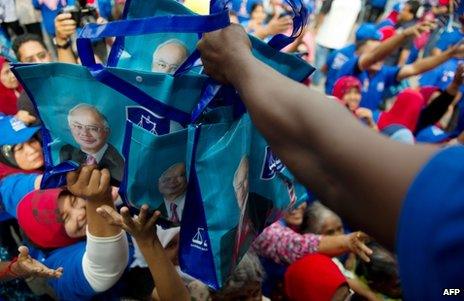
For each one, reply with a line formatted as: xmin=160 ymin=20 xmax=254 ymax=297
xmin=126 ymin=106 xmax=179 ymax=135
xmin=261 ymin=146 xmax=285 ymax=180
xmin=191 ymin=227 xmax=208 ymax=251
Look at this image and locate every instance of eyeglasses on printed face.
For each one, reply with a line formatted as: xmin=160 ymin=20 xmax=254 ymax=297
xmin=70 ymin=121 xmax=107 ymax=134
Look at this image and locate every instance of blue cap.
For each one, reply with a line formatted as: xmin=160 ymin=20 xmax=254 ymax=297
xmin=0 ymin=114 xmax=40 ymax=146
xmin=415 ymin=126 xmax=451 ymax=144
xmin=355 ymin=23 xmax=382 ymax=42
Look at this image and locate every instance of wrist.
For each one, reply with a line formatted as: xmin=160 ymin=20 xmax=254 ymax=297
xmin=226 ymin=52 xmax=256 ymax=87
xmin=53 ymin=37 xmax=71 ymax=49
xmin=137 ymin=236 xmax=162 ymax=251
xmin=447 ymin=82 xmax=460 ymax=95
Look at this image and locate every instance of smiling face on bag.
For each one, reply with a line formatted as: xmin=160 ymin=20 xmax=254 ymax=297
xmin=151 ymin=40 xmax=189 ymax=74
xmin=158 ymin=162 xmax=187 ymax=202
xmin=68 ymin=104 xmax=110 ymax=154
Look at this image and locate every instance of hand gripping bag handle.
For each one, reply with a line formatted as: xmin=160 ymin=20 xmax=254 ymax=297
xmin=185 ymin=0 xmax=309 ymax=122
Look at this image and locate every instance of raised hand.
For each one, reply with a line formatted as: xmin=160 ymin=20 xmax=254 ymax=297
xmin=345 ymin=231 xmax=373 ymax=262
xmin=12 ymin=246 xmax=63 ymax=279
xmin=97 ymin=204 xmax=160 ymax=246
xmin=66 ymin=165 xmax=111 ymax=203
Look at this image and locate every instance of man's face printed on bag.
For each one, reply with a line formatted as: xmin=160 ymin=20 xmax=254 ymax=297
xmin=68 ymin=104 xmax=110 ymax=154
xmin=233 ymin=156 xmax=249 ymax=211
xmin=158 ymin=162 xmax=187 ymax=202
xmin=151 ymin=40 xmax=188 ymax=74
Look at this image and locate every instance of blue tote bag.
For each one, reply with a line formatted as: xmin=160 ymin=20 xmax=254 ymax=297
xmin=12 ymin=63 xmax=209 ymax=185
xmin=179 ymin=113 xmax=309 ymax=289
xmin=120 ymin=120 xmax=188 ymax=225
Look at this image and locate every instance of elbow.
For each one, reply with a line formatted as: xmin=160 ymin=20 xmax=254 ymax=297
xmin=83 ymin=231 xmax=130 ymax=293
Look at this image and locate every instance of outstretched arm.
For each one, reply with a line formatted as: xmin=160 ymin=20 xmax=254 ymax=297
xmin=97 ymin=205 xmax=190 ymax=301
xmin=397 ymin=44 xmax=464 ymax=81
xmin=198 ymin=25 xmax=438 ymax=249
xmin=358 ymin=21 xmax=434 ymax=71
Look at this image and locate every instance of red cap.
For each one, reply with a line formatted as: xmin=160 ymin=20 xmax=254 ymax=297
xmin=17 ymin=189 xmax=81 ymax=249
xmin=332 ymin=76 xmax=362 ymax=101
xmin=439 ymin=0 xmax=450 ymax=6
xmin=285 ymin=254 xmax=347 ymax=301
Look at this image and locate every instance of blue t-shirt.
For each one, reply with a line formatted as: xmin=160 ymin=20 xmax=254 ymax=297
xmin=337 ymin=56 xmax=401 ymax=110
xmin=419 ymin=58 xmax=464 ymax=135
xmin=0 ymin=173 xmax=38 ymax=218
xmin=32 ymin=0 xmax=75 ymax=35
xmin=44 ymin=242 xmax=95 ymax=301
xmin=325 ymin=44 xmax=356 ymax=95
xmin=435 ymin=28 xmax=464 ymax=52
xmin=397 ymin=146 xmax=464 ymax=300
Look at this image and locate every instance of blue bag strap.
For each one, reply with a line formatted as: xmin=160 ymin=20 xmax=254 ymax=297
xmin=186 ymin=0 xmax=309 ymax=119
xmin=77 ymin=11 xmax=230 ymax=68
xmin=89 ymin=66 xmax=192 ymax=126
xmin=267 ymin=0 xmax=309 ymax=50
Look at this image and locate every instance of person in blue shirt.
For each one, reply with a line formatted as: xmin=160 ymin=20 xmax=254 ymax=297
xmin=324 ymin=23 xmax=383 ymax=95
xmin=0 ymin=166 xmax=129 ymax=300
xmin=197 ymin=23 xmax=464 ymax=300
xmin=337 ymin=21 xmax=464 ymax=111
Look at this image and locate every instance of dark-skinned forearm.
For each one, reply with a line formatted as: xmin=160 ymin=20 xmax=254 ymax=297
xmin=227 ymin=54 xmax=437 ymax=248
xmin=137 ymin=240 xmax=190 ymax=301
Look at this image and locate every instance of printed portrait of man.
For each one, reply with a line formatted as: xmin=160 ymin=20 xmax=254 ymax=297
xmin=157 ymin=162 xmax=187 ymax=224
xmin=219 ymin=155 xmax=275 ymax=278
xmin=59 ymin=104 xmax=124 ymax=183
xmin=151 ymin=39 xmax=189 ymax=75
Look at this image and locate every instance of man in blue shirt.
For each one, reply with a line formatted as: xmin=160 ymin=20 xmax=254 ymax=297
xmin=337 ymin=21 xmax=464 ymax=110
xmin=324 ymin=23 xmax=382 ymax=95
xmin=0 ymin=167 xmax=129 ymax=300
xmin=198 ymin=24 xmax=464 ymax=300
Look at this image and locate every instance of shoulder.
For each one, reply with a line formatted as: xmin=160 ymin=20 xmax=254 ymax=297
xmin=45 ymin=242 xmax=96 ymax=300
xmin=397 ymin=146 xmax=464 ymax=300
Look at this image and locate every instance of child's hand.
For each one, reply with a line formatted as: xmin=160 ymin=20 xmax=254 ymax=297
xmin=67 ymin=165 xmax=111 ymax=202
xmin=13 ymin=246 xmax=63 ymax=279
xmin=97 ymin=204 xmax=161 ymax=247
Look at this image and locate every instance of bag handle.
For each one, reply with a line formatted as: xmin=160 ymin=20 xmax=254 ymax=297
xmin=77 ymin=11 xmax=230 ymax=69
xmin=186 ymin=0 xmax=309 ymax=121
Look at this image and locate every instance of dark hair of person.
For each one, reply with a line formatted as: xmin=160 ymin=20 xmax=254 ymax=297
xmin=12 ymin=34 xmax=48 ymax=61
xmin=406 ymin=0 xmax=421 ymax=18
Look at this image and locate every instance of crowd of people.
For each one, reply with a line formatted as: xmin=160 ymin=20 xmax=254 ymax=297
xmin=0 ymin=0 xmax=463 ymax=300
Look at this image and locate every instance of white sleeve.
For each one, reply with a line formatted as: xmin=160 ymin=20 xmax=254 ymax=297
xmin=82 ymin=228 xmax=129 ymax=292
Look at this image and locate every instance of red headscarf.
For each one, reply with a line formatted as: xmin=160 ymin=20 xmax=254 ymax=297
xmin=0 ymin=56 xmax=20 ymax=115
xmin=379 ymin=26 xmax=396 ymax=41
xmin=0 ymin=162 xmax=38 ymax=181
xmin=332 ymin=76 xmax=362 ymax=107
xmin=17 ymin=189 xmax=82 ymax=249
xmin=377 ymin=88 xmax=426 ymax=132
xmin=285 ymin=254 xmax=347 ymax=301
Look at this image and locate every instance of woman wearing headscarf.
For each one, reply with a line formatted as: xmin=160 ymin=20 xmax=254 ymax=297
xmin=0 ymin=57 xmax=21 ymax=116
xmin=332 ymin=76 xmax=378 ymax=130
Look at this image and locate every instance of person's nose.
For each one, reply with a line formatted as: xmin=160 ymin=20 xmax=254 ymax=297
xmin=24 ymin=142 xmax=36 ymax=154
